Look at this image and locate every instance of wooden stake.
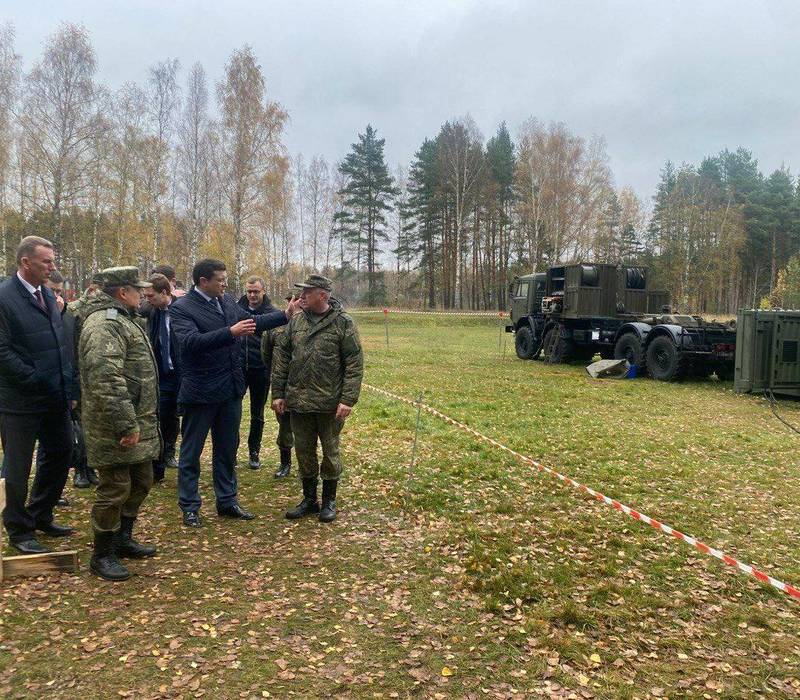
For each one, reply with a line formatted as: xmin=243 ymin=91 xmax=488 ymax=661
xmin=0 ymin=478 xmax=79 ymax=582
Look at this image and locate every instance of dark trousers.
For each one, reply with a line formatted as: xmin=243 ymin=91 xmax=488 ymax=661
xmin=92 ymin=460 xmax=153 ymax=533
xmin=177 ymin=399 xmax=242 ymax=513
xmin=154 ymin=388 xmax=179 ymax=480
xmin=0 ymin=410 xmax=72 ymax=542
xmin=245 ymin=368 xmax=268 ymax=455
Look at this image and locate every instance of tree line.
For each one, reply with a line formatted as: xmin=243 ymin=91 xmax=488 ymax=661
xmin=2 ymin=22 xmax=799 ymax=311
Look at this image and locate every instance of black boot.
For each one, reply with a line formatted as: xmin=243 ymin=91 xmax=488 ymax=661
xmin=90 ymin=531 xmax=130 ymax=581
xmin=319 ymin=480 xmax=338 ymax=523
xmin=73 ymin=463 xmax=91 ymax=489
xmin=248 ymin=451 xmax=261 ymax=470
xmin=285 ymin=478 xmax=320 ymax=519
xmin=115 ymin=516 xmax=157 ymax=558
xmin=274 ymin=448 xmax=291 ymax=478
xmin=86 ymin=466 xmax=100 ymax=486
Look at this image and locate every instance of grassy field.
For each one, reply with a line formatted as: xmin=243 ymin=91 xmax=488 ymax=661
xmin=2 ymin=314 xmax=800 ymax=699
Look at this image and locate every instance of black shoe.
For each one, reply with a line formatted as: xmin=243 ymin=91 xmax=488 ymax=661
xmin=166 ymin=456 xmax=178 ymax=469
xmin=319 ymin=480 xmax=338 ymax=523
xmin=217 ymin=503 xmax=255 ymax=520
xmin=12 ymin=538 xmax=51 ymax=555
xmin=86 ymin=467 xmax=100 ymax=486
xmin=182 ymin=511 xmax=203 ymax=528
xmin=36 ymin=521 xmax=74 ymax=537
xmin=274 ymin=448 xmax=291 ymax=478
xmin=153 ymin=464 xmax=166 ymax=483
xmin=115 ymin=516 xmax=157 ymax=558
xmin=248 ymin=452 xmax=261 ymax=470
xmin=90 ymin=531 xmax=130 ymax=581
xmin=73 ymin=467 xmax=91 ymax=489
xmin=57 ymin=497 xmax=70 ymax=507
xmin=286 ymin=478 xmax=320 ymax=519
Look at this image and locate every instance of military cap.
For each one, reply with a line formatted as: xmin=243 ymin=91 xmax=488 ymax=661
xmin=98 ymin=266 xmax=152 ymax=288
xmin=90 ymin=271 xmax=104 ymax=285
xmin=294 ymin=274 xmax=332 ymax=292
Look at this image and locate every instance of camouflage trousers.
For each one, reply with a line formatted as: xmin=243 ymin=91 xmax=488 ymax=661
xmin=276 ymin=411 xmax=294 ymax=450
xmin=92 ymin=460 xmax=153 ymax=533
xmin=289 ymin=412 xmax=343 ymax=480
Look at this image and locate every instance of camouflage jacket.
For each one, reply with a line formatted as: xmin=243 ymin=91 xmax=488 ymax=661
xmin=78 ymin=291 xmax=161 ymax=467
xmin=271 ymin=299 xmax=363 ymax=413
xmin=260 ymin=324 xmax=287 ymax=375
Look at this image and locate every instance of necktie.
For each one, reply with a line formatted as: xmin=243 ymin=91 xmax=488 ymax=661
xmin=34 ymin=289 xmax=46 ymax=311
xmin=212 ymin=297 xmax=224 ymax=316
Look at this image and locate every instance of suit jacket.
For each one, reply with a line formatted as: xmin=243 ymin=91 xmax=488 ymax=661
xmin=144 ymin=296 xmax=181 ymax=391
xmin=0 ymin=276 xmax=74 ymax=413
xmin=170 ymin=289 xmax=288 ymax=405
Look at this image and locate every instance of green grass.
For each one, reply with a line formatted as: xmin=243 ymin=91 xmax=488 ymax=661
xmin=1 ymin=314 xmax=800 ymax=698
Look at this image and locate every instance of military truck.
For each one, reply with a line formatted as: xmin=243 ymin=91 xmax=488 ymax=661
xmin=507 ymin=263 xmax=737 ymax=381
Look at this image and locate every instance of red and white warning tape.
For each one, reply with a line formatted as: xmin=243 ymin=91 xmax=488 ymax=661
xmin=350 ymin=308 xmax=506 ymax=318
xmin=364 ymin=383 xmax=800 ymax=602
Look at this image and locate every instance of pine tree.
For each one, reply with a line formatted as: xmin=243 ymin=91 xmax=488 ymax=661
xmin=337 ymin=124 xmax=397 ymax=306
xmin=405 ymin=138 xmax=442 ymax=308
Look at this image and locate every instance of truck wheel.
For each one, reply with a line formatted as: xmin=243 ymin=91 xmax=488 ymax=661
xmin=646 ymin=335 xmax=684 ymax=381
xmin=614 ymin=333 xmax=645 ymax=369
xmin=542 ymin=327 xmax=570 ymax=364
xmin=714 ymin=365 xmax=733 ymax=382
xmin=514 ymin=326 xmax=537 ymax=360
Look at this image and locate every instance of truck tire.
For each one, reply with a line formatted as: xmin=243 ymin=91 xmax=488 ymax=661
xmin=514 ymin=326 xmax=537 ymax=360
xmin=614 ymin=332 xmax=645 ymax=369
xmin=646 ymin=335 xmax=685 ymax=381
xmin=542 ymin=327 xmax=571 ymax=364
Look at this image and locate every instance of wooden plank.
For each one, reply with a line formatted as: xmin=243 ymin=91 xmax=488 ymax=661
xmin=2 ymin=551 xmax=79 ymax=581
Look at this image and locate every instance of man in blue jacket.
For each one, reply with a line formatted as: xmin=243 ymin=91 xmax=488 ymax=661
xmin=142 ymin=273 xmax=180 ymax=483
xmin=237 ymin=275 xmax=276 ymax=470
xmin=0 ymin=236 xmax=75 ymax=554
xmin=170 ymin=259 xmax=299 ymax=527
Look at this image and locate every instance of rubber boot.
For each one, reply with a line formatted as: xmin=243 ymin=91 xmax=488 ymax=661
xmin=274 ymin=448 xmax=291 ymax=478
xmin=90 ymin=530 xmax=130 ymax=581
xmin=319 ymin=480 xmax=338 ymax=523
xmin=115 ymin=516 xmax=157 ymax=558
xmin=86 ymin=466 xmax=100 ymax=486
xmin=285 ymin=478 xmax=320 ymax=519
xmin=73 ymin=463 xmax=91 ymax=489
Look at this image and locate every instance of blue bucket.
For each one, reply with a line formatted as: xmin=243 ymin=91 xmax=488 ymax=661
xmin=626 ymin=364 xmax=638 ymax=379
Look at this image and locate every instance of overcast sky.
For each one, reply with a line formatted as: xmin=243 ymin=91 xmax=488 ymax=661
xmin=5 ymin=0 xmax=800 ymax=205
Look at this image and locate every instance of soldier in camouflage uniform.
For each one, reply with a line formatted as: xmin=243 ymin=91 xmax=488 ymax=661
xmin=79 ymin=267 xmax=161 ymax=581
xmin=261 ymin=292 xmax=295 ymax=478
xmin=64 ymin=272 xmax=103 ymax=489
xmin=271 ymin=275 xmax=363 ymax=522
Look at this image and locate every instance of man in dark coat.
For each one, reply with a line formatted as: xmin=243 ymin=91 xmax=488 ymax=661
xmin=170 ymin=259 xmax=299 ymax=527
xmin=142 ymin=273 xmax=180 ymax=482
xmin=237 ymin=275 xmax=277 ymax=470
xmin=0 ymin=236 xmax=75 ymax=554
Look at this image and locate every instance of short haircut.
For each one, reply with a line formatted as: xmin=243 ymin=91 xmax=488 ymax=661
xmin=16 ymin=236 xmax=54 ymax=265
xmin=102 ymin=284 xmax=124 ymax=297
xmin=149 ymin=273 xmax=172 ymax=295
xmin=193 ymin=258 xmax=226 ymax=285
xmin=245 ymin=275 xmax=265 ymax=289
xmin=48 ymin=270 xmax=65 ymax=284
xmin=152 ymin=264 xmax=176 ymax=280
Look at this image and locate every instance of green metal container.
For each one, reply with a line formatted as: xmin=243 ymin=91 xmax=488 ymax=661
xmin=734 ymin=309 xmax=800 ymax=396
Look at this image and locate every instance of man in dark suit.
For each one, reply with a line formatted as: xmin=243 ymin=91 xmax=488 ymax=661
xmin=170 ymin=259 xmax=299 ymax=527
xmin=0 ymin=236 xmax=75 ymax=554
xmin=237 ymin=275 xmax=276 ymax=470
xmin=142 ymin=273 xmax=180 ymax=483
